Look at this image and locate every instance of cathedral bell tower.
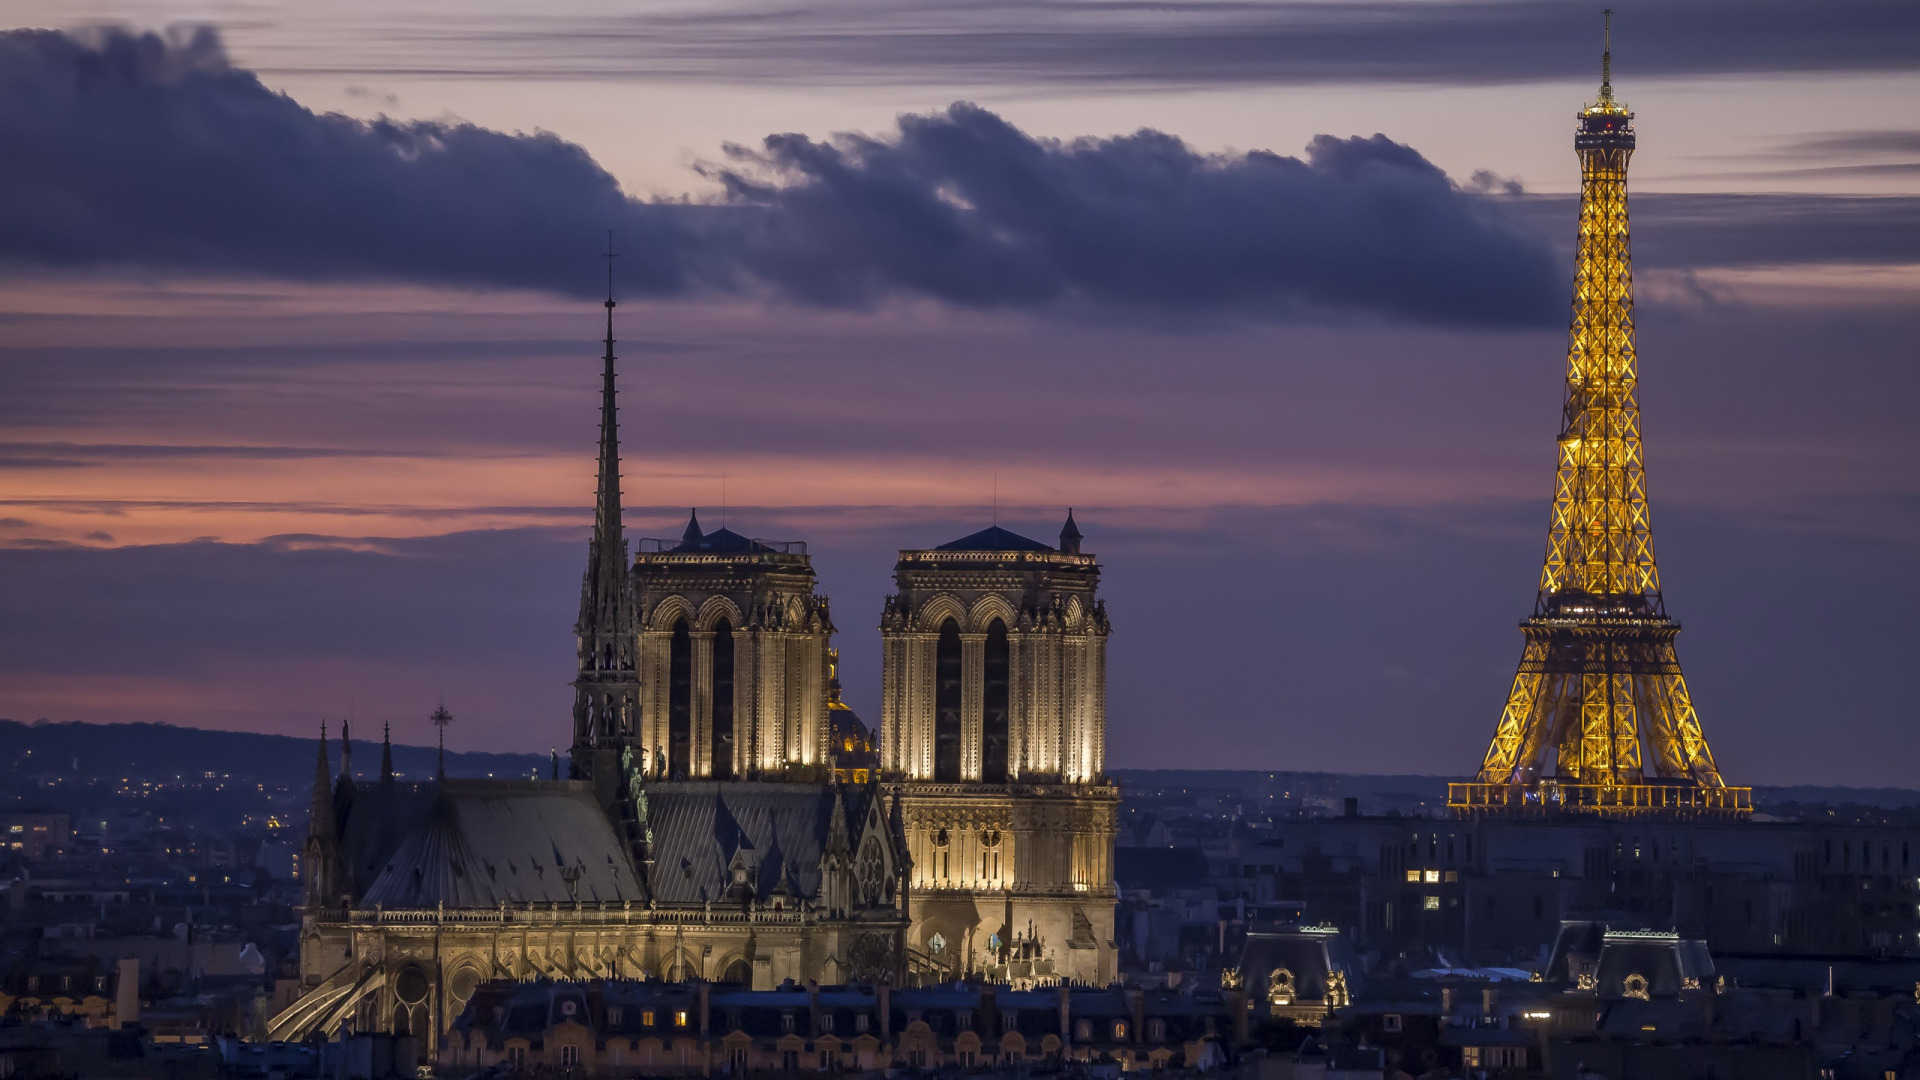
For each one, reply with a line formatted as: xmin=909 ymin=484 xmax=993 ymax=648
xmin=629 ymin=511 xmax=835 ymax=781
xmin=570 ymin=251 xmax=642 ymax=795
xmin=880 ymin=513 xmax=1118 ymax=985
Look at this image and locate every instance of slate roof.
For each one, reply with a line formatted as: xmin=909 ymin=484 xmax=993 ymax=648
xmin=356 ymin=780 xmax=644 ymax=907
xmin=673 ymin=526 xmax=775 ymax=554
xmin=336 ymin=781 xmax=440 ymax=899
xmin=933 ymin=525 xmax=1055 ymax=553
xmin=643 ymin=781 xmax=878 ymax=906
xmin=669 ymin=510 xmax=778 ymax=554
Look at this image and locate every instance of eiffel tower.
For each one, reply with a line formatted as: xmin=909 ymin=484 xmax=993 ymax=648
xmin=1450 ymin=15 xmax=1750 ymax=821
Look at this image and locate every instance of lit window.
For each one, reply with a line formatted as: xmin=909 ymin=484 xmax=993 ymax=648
xmin=1113 ymin=1021 xmax=1127 ymax=1040
xmin=1405 ymin=870 xmax=1420 ymax=883
xmin=675 ymin=1010 xmax=689 ymax=1028
xmin=1423 ymin=870 xmax=1440 ymax=884
xmin=1423 ymin=896 xmax=1440 ymax=911
xmin=642 ymin=1010 xmax=655 ymax=1027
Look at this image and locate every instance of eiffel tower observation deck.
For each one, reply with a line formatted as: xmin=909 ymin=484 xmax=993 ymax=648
xmin=1450 ymin=15 xmax=1751 ymax=822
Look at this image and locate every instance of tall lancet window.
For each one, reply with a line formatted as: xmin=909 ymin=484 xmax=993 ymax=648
xmin=712 ymin=617 xmax=735 ymax=779
xmin=669 ymin=618 xmax=692 ymax=779
xmin=983 ymin=619 xmax=1010 ymax=783
xmin=935 ymin=619 xmax=963 ymax=782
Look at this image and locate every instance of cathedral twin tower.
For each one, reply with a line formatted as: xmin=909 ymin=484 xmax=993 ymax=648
xmin=570 ymin=276 xmax=1118 ymax=983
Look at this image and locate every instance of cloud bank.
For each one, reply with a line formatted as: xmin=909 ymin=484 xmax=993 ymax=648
xmin=223 ymin=0 xmax=1920 ymax=88
xmin=0 ymin=27 xmax=1562 ymax=327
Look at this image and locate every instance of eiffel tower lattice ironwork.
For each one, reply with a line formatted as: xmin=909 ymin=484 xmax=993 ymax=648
xmin=1450 ymin=15 xmax=1749 ymax=820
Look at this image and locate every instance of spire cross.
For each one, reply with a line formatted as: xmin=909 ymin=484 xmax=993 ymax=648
xmin=430 ymin=702 xmax=454 ymax=780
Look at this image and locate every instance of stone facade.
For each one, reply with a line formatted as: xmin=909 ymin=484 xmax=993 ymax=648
xmin=880 ymin=519 xmax=1120 ymax=985
xmin=629 ymin=514 xmax=833 ymax=784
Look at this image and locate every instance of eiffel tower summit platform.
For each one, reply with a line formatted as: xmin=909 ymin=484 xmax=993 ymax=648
xmin=1449 ymin=16 xmax=1751 ymax=823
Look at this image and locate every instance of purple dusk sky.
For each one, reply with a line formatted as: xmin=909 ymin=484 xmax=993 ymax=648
xmin=0 ymin=3 xmax=1916 ymax=785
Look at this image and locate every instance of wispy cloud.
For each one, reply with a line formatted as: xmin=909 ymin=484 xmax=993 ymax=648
xmin=219 ymin=0 xmax=1920 ymax=88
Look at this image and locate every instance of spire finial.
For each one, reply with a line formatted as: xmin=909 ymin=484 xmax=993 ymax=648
xmin=1600 ymin=9 xmax=1615 ymax=103
xmin=430 ymin=702 xmax=454 ymax=781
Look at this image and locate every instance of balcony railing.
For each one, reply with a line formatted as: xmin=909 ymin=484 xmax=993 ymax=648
xmin=1448 ymin=780 xmax=1752 ymax=820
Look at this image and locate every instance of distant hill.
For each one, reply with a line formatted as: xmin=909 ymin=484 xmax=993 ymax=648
xmin=1109 ymin=768 xmax=1920 ymax=810
xmin=0 ymin=718 xmax=549 ymax=788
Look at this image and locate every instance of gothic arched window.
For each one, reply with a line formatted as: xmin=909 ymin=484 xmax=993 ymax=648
xmin=712 ymin=617 xmax=735 ymax=779
xmin=935 ymin=618 xmax=962 ymax=782
xmin=983 ymin=619 xmax=1010 ymax=783
xmin=669 ymin=618 xmax=692 ymax=779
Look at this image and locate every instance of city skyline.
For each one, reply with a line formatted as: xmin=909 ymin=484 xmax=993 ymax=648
xmin=0 ymin=4 xmax=1916 ymax=786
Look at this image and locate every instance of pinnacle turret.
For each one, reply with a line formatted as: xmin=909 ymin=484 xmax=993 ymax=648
xmin=310 ymin=723 xmax=333 ymax=824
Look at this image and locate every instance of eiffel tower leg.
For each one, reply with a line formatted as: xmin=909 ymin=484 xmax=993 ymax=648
xmin=1477 ymin=639 xmax=1550 ymax=783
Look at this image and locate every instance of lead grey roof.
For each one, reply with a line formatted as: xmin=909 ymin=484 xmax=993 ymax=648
xmin=934 ymin=525 xmax=1054 ymax=552
xmin=643 ymin=781 xmax=874 ymax=906
xmin=358 ymin=780 xmax=643 ymax=907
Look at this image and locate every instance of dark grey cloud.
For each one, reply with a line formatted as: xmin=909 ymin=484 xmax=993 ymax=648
xmin=1778 ymin=130 xmax=1920 ymax=157
xmin=0 ymin=27 xmax=1562 ymax=327
xmin=245 ymin=0 xmax=1920 ymax=87
xmin=0 ymin=441 xmax=437 ymax=469
xmin=1508 ymin=194 xmax=1920 ymax=269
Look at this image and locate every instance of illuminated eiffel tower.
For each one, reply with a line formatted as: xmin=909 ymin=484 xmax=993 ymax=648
xmin=1449 ymin=15 xmax=1750 ymax=820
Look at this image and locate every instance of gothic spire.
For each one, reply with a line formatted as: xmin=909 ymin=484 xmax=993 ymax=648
xmin=380 ymin=721 xmax=393 ymax=784
xmin=1059 ymin=508 xmax=1082 ymax=554
xmin=338 ymin=719 xmax=353 ymax=784
xmin=571 ymin=237 xmax=642 ymax=776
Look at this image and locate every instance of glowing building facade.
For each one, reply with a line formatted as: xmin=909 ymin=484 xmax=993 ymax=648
xmin=880 ymin=518 xmax=1120 ymax=985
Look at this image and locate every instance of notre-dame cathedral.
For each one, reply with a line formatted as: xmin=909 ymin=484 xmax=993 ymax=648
xmin=273 ymin=292 xmax=1117 ymax=1052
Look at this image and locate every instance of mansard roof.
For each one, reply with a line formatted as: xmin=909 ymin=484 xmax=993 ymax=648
xmin=642 ymin=781 xmax=880 ymax=906
xmin=353 ymin=780 xmax=644 ymax=908
xmin=934 ymin=525 xmax=1055 ymax=553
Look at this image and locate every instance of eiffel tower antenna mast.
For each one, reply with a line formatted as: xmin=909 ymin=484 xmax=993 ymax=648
xmin=1450 ymin=15 xmax=1750 ymax=821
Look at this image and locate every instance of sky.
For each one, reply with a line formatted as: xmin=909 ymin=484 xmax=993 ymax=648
xmin=0 ymin=1 xmax=1916 ymax=785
